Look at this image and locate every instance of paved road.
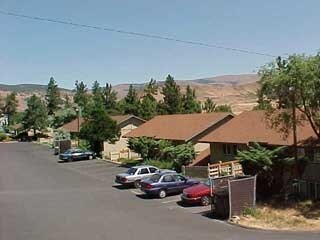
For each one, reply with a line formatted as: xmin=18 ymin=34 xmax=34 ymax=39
xmin=0 ymin=143 xmax=318 ymax=240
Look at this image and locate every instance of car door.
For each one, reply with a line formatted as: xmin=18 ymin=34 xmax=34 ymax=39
xmin=72 ymin=150 xmax=83 ymax=160
xmin=174 ymin=175 xmax=187 ymax=193
xmin=137 ymin=167 xmax=150 ymax=180
xmin=161 ymin=175 xmax=177 ymax=193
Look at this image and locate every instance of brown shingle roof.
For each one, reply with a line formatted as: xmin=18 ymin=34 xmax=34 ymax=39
xmin=200 ymin=110 xmax=317 ymax=146
xmin=62 ymin=115 xmax=143 ymax=133
xmin=124 ymin=112 xmax=233 ymax=141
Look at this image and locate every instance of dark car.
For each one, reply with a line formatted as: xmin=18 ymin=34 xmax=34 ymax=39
xmin=181 ymin=178 xmax=211 ymax=206
xmin=59 ymin=149 xmax=96 ymax=162
xmin=140 ymin=172 xmax=199 ymax=198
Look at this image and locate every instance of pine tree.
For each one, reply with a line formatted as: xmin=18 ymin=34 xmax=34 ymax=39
xmin=91 ymin=81 xmax=104 ymax=107
xmin=123 ymin=85 xmax=140 ymax=115
xmin=23 ymin=95 xmax=48 ymax=136
xmin=202 ymin=98 xmax=216 ymax=113
xmin=4 ymin=92 xmax=18 ymax=125
xmin=104 ymin=83 xmax=117 ymax=111
xmin=139 ymin=79 xmax=158 ymax=120
xmin=46 ymin=77 xmax=61 ymax=115
xmin=161 ymin=74 xmax=182 ymax=114
xmin=182 ymin=85 xmax=201 ymax=113
xmin=73 ymin=80 xmax=89 ymax=111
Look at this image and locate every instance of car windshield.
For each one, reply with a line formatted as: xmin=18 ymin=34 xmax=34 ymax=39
xmin=126 ymin=168 xmax=137 ymax=175
xmin=203 ymin=179 xmax=211 ymax=187
xmin=64 ymin=149 xmax=72 ymax=154
xmin=149 ymin=174 xmax=161 ymax=182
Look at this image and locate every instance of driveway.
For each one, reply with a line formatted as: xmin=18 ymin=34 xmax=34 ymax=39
xmin=0 ymin=143 xmax=318 ymax=240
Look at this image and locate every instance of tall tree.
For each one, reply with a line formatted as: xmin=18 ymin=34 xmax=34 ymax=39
xmin=80 ymin=105 xmax=120 ymax=155
xmin=202 ymin=98 xmax=216 ymax=113
xmin=104 ymin=83 xmax=117 ymax=111
xmin=4 ymin=92 xmax=18 ymax=125
xmin=73 ymin=80 xmax=89 ymax=112
xmin=259 ymin=54 xmax=320 ymax=139
xmin=123 ymin=85 xmax=140 ymax=115
xmin=46 ymin=77 xmax=61 ymax=115
xmin=161 ymin=74 xmax=182 ymax=114
xmin=182 ymin=85 xmax=201 ymax=113
xmin=22 ymin=95 xmax=48 ymax=136
xmin=139 ymin=79 xmax=158 ymax=120
xmin=91 ymin=81 xmax=104 ymax=107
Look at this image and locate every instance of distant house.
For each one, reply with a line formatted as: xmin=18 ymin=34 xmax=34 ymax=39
xmin=62 ymin=115 xmax=145 ymax=160
xmin=124 ymin=112 xmax=234 ymax=165
xmin=199 ymin=110 xmax=320 ymax=199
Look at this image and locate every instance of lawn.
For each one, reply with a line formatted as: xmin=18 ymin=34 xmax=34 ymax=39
xmin=238 ymin=200 xmax=320 ymax=231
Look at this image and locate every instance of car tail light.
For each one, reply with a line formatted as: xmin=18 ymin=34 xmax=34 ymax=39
xmin=122 ymin=177 xmax=127 ymax=182
xmin=146 ymin=183 xmax=153 ymax=189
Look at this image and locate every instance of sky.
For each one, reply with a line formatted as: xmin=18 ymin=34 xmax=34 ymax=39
xmin=0 ymin=0 xmax=320 ymax=89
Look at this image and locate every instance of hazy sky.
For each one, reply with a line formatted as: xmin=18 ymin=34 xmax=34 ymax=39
xmin=1 ymin=0 xmax=319 ymax=89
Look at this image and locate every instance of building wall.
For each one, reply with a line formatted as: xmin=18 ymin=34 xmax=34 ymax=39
xmin=103 ymin=123 xmax=139 ymax=160
xmin=209 ymin=142 xmax=247 ymax=163
xmin=194 ymin=142 xmax=210 ymax=153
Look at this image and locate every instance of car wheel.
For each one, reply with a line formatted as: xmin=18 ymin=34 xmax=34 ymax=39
xmin=158 ymin=189 xmax=167 ymax=199
xmin=134 ymin=180 xmax=141 ymax=189
xmin=201 ymin=196 xmax=211 ymax=206
xmin=88 ymin=155 xmax=93 ymax=160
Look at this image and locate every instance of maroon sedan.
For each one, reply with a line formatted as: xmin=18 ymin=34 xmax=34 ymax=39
xmin=181 ymin=179 xmax=211 ymax=206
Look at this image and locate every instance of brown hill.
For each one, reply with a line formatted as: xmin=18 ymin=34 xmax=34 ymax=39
xmin=0 ymin=74 xmax=259 ymax=113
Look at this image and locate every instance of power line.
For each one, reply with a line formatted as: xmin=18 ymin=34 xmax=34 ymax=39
xmin=0 ymin=9 xmax=277 ymax=58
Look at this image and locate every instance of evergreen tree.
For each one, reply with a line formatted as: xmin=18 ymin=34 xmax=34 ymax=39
xmin=23 ymin=95 xmax=48 ymax=136
xmin=104 ymin=83 xmax=117 ymax=111
xmin=202 ymin=98 xmax=216 ymax=113
xmin=4 ymin=92 xmax=18 ymax=125
xmin=182 ymin=85 xmax=201 ymax=113
xmin=161 ymin=74 xmax=182 ymax=114
xmin=139 ymin=79 xmax=158 ymax=120
xmin=80 ymin=105 xmax=120 ymax=155
xmin=91 ymin=81 xmax=104 ymax=107
xmin=123 ymin=85 xmax=140 ymax=115
xmin=46 ymin=77 xmax=61 ymax=115
xmin=73 ymin=80 xmax=89 ymax=112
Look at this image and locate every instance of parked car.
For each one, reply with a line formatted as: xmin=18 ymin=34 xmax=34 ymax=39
xmin=181 ymin=179 xmax=211 ymax=206
xmin=59 ymin=149 xmax=96 ymax=162
xmin=140 ymin=172 xmax=199 ymax=198
xmin=115 ymin=165 xmax=174 ymax=188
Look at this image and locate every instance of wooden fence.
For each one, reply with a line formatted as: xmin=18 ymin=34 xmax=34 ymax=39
xmin=208 ymin=160 xmax=243 ymax=179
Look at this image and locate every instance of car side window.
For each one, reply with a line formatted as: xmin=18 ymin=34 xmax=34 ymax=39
xmin=175 ymin=175 xmax=186 ymax=182
xmin=139 ymin=168 xmax=149 ymax=175
xmin=162 ymin=175 xmax=175 ymax=182
xmin=149 ymin=167 xmax=158 ymax=173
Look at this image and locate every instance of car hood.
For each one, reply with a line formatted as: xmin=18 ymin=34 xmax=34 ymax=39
xmin=184 ymin=183 xmax=210 ymax=195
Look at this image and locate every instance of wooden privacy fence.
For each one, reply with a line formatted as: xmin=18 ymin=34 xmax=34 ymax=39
xmin=208 ymin=160 xmax=243 ymax=179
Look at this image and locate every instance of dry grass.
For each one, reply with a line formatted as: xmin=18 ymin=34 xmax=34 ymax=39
xmin=238 ymin=201 xmax=320 ymax=231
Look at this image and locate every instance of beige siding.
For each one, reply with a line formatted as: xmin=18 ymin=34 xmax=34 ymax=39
xmin=103 ymin=123 xmax=139 ymax=160
xmin=194 ymin=142 xmax=210 ymax=154
xmin=209 ymin=143 xmax=247 ymax=163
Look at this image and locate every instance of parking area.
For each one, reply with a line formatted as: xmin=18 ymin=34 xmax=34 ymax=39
xmin=60 ymin=158 xmax=212 ymax=215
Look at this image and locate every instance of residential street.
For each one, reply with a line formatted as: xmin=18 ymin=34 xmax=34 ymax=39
xmin=0 ymin=143 xmax=318 ymax=240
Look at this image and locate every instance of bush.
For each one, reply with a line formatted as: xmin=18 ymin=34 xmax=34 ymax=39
xmin=0 ymin=132 xmax=7 ymax=142
xmin=242 ymin=207 xmax=261 ymax=218
xmin=118 ymin=158 xmax=143 ymax=167
xmin=143 ymin=159 xmax=174 ymax=170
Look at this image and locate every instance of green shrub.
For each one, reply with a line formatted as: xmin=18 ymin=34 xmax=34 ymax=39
xmin=118 ymin=158 xmax=142 ymax=167
xmin=242 ymin=207 xmax=261 ymax=218
xmin=0 ymin=132 xmax=7 ymax=142
xmin=143 ymin=159 xmax=174 ymax=170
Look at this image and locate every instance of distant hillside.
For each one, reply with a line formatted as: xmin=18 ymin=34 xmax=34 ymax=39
xmin=0 ymin=84 xmax=71 ymax=93
xmin=0 ymin=74 xmax=260 ymax=113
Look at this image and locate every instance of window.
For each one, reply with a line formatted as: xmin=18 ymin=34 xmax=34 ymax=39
xmin=138 ymin=168 xmax=149 ymax=175
xmin=126 ymin=168 xmax=137 ymax=175
xmin=174 ymin=175 xmax=186 ymax=182
xmin=149 ymin=167 xmax=158 ymax=173
xmin=223 ymin=144 xmax=238 ymax=156
xmin=223 ymin=144 xmax=232 ymax=155
xmin=162 ymin=175 xmax=175 ymax=182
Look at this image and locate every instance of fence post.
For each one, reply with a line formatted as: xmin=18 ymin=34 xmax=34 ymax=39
xmin=182 ymin=165 xmax=186 ymax=176
xmin=231 ymin=162 xmax=235 ymax=176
